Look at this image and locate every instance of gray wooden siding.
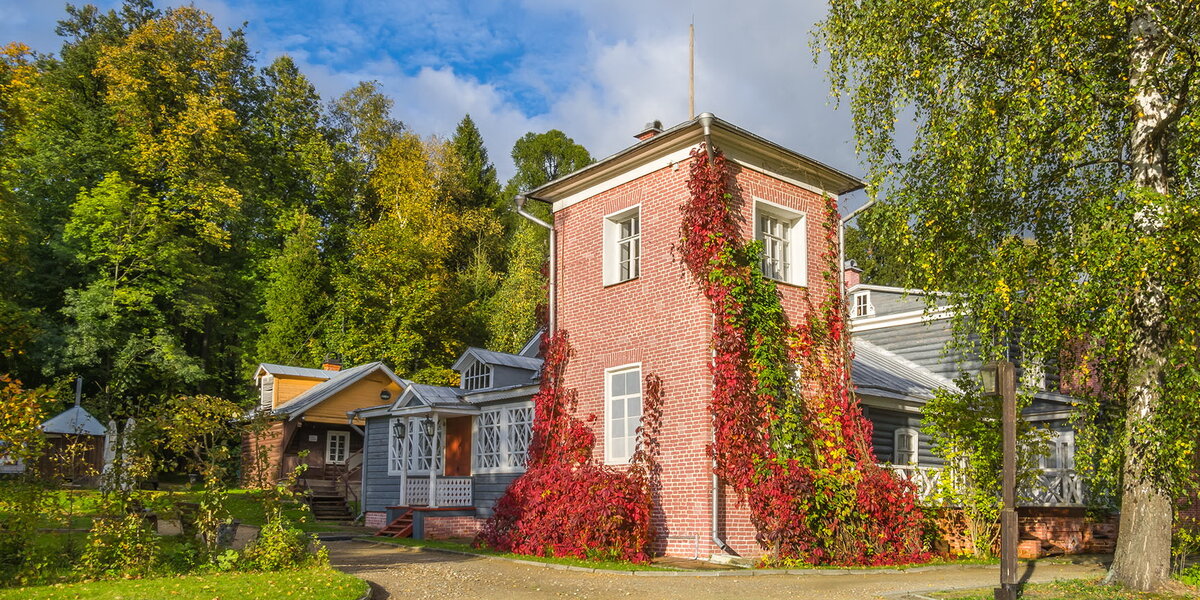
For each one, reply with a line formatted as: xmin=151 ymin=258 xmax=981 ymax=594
xmin=491 ymin=365 xmax=537 ymax=389
xmin=866 ymin=407 xmax=943 ymax=467
xmin=858 ymin=289 xmax=926 ymax=317
xmin=472 ymin=472 xmax=522 ymax=518
xmin=363 ymin=416 xmax=401 ymax=512
xmin=857 ymin=320 xmax=981 ymax=382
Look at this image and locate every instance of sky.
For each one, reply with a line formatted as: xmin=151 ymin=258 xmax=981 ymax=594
xmin=0 ymin=0 xmax=869 ymax=205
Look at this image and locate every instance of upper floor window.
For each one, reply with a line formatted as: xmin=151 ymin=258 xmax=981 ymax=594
xmin=852 ymin=291 xmax=874 ymax=319
xmin=605 ymin=365 xmax=642 ymax=464
xmin=894 ymin=427 xmax=918 ymax=465
xmin=604 ymin=206 xmax=641 ymax=285
xmin=259 ymin=375 xmax=274 ymax=409
xmin=754 ymin=201 xmax=806 ymax=286
xmin=461 ymin=361 xmax=492 ymax=391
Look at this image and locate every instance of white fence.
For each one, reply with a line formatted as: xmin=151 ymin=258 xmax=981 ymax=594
xmin=883 ymin=464 xmax=1084 ymax=507
xmin=404 ymin=476 xmax=473 ymax=507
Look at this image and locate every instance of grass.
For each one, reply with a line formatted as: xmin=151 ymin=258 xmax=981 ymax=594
xmin=0 ymin=566 xmax=366 ymax=600
xmin=935 ymin=578 xmax=1200 ymax=599
xmin=369 ymin=536 xmax=674 ymax=571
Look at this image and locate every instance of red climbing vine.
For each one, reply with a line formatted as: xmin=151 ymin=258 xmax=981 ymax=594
xmin=477 ymin=332 xmax=664 ymax=563
xmin=680 ymin=144 xmax=928 ymax=566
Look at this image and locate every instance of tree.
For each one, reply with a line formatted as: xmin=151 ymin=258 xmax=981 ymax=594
xmin=819 ymin=1 xmax=1199 ymax=590
xmin=449 ymin=114 xmax=500 ymax=210
xmin=843 ymin=224 xmax=910 ymax=287
xmin=257 ymin=210 xmax=330 ymax=367
xmin=508 ymin=129 xmax=592 ymax=193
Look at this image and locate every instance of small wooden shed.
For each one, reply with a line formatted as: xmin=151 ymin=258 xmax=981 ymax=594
xmin=37 ymin=403 xmax=108 ymax=481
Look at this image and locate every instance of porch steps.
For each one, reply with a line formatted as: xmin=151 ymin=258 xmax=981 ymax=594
xmin=375 ymin=510 xmax=414 ymax=538
xmin=303 ymin=480 xmax=353 ymax=521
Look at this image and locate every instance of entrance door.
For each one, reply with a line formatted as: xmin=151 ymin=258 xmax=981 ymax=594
xmin=326 ymin=431 xmax=349 ymax=465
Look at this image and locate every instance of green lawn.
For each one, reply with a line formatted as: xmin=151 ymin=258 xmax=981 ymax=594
xmin=0 ymin=566 xmax=366 ymax=600
xmin=936 ymin=579 xmax=1200 ymax=599
xmin=370 ymin=536 xmax=674 ymax=571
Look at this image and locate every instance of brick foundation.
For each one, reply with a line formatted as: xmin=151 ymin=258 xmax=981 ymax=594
xmin=424 ymin=516 xmax=483 ymax=540
xmin=365 ymin=511 xmax=387 ymax=529
xmin=931 ymin=507 xmax=1118 ymax=559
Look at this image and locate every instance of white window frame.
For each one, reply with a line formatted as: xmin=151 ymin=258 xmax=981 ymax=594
xmin=325 ymin=430 xmax=349 ymax=465
xmin=461 ymin=360 xmax=493 ymax=391
xmin=603 ymin=205 xmax=641 ymax=286
xmin=852 ymin=291 xmax=874 ymax=319
xmin=472 ymin=401 xmax=534 ymax=474
xmin=604 ymin=364 xmax=643 ymax=465
xmin=1040 ymin=430 xmax=1075 ymax=471
xmin=894 ymin=426 xmax=919 ymax=465
xmin=387 ymin=416 xmax=444 ymax=476
xmin=260 ymin=374 xmax=274 ymax=409
xmin=753 ymin=199 xmax=807 ymax=286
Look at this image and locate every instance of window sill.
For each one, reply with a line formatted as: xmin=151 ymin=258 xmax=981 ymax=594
xmin=603 ymin=275 xmax=640 ymax=288
xmin=764 ymin=276 xmax=807 ymax=289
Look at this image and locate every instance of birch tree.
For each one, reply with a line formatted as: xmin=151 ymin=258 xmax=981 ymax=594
xmin=819 ymin=1 xmax=1198 ymax=590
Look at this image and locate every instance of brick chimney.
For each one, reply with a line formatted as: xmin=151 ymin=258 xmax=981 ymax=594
xmin=321 ymin=354 xmax=342 ymax=372
xmin=843 ymin=260 xmax=863 ymax=289
xmin=634 ymin=120 xmax=664 ymax=141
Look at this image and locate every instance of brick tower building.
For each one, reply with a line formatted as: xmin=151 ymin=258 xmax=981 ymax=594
xmin=521 ymin=114 xmax=863 ymax=558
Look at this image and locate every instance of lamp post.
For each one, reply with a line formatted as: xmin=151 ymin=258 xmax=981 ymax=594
xmin=982 ymin=360 xmax=1019 ymax=600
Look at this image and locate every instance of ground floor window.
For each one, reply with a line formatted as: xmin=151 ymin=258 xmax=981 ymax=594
xmin=473 ymin=402 xmax=534 ymax=473
xmin=325 ymin=431 xmax=349 ymax=465
xmin=388 ymin=417 xmax=445 ymax=475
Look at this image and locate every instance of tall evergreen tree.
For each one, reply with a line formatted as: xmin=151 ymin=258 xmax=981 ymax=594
xmin=257 ymin=210 xmax=330 ymax=367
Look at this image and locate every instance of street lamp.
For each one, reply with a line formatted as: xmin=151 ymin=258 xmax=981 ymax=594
xmin=420 ymin=416 xmax=435 ymax=438
xmin=983 ymin=360 xmax=1019 ymax=600
xmin=392 ymin=419 xmax=406 ymax=440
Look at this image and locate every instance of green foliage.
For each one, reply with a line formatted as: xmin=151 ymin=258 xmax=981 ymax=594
xmin=239 ymin=517 xmax=323 ymax=572
xmin=843 ymin=224 xmax=909 ymax=287
xmin=922 ymin=377 xmax=1050 ymax=557
xmin=507 ymin=129 xmax=592 ymax=193
xmin=0 ymin=566 xmax=366 ymax=600
xmin=1173 ymin=512 xmax=1200 ymax=582
xmin=257 ymin=210 xmax=331 ymax=367
xmin=80 ymin=510 xmax=161 ymax=579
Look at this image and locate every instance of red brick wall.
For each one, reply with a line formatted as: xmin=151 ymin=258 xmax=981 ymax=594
xmin=553 ymin=154 xmax=833 ymax=559
xmin=365 ymin=511 xmax=387 ymax=529
xmin=424 ymin=516 xmax=483 ymax=540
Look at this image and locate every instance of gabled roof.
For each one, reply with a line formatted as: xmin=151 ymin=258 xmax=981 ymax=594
xmin=273 ymin=361 xmax=405 ymax=419
xmin=451 ymin=347 xmax=544 ymax=372
xmin=518 ymin=330 xmax=545 ymax=358
xmin=852 ymin=338 xmax=959 ymax=402
xmin=41 ymin=405 xmax=107 ymax=436
xmin=387 ymin=383 xmax=477 ymax=415
xmin=254 ymin=363 xmax=338 ymax=383
xmin=525 ymin=113 xmax=865 ymax=208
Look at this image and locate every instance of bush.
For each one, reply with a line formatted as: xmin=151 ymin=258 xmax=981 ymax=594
xmin=80 ymin=512 xmax=161 ymax=579
xmin=240 ymin=517 xmax=324 ymax=571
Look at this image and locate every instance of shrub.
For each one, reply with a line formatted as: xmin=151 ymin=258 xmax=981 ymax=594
xmin=80 ymin=511 xmax=161 ymax=579
xmin=240 ymin=517 xmax=323 ymax=571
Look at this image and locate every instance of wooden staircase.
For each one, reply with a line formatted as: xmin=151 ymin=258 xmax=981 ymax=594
xmin=374 ymin=509 xmax=414 ymax=538
xmin=304 ymin=479 xmax=352 ymax=521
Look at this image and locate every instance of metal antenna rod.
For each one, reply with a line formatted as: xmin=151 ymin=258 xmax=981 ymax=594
xmin=689 ymin=20 xmax=695 ymax=119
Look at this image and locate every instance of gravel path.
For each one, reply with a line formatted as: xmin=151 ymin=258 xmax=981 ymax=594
xmin=326 ymin=540 xmax=1108 ymax=600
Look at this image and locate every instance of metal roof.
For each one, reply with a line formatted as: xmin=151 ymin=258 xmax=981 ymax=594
xmin=273 ymin=362 xmax=405 ymax=418
xmin=255 ymin=363 xmax=338 ymax=382
xmin=404 ymin=384 xmax=468 ymax=408
xmin=851 ymin=339 xmax=959 ymax=402
xmin=451 ymin=347 xmax=544 ymax=372
xmin=41 ymin=405 xmax=107 ymax=436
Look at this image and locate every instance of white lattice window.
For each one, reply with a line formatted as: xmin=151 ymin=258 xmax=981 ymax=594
xmin=326 ymin=431 xmax=349 ymax=465
xmin=260 ymin=375 xmax=274 ymax=409
xmin=462 ymin=361 xmax=492 ymax=391
xmin=894 ymin=427 xmax=918 ymax=465
xmin=407 ymin=419 xmax=445 ymax=473
xmin=604 ymin=206 xmax=641 ymax=285
xmin=852 ymin=291 xmax=874 ymax=318
xmin=506 ymin=405 xmax=534 ymax=468
xmin=387 ymin=417 xmax=405 ymax=475
xmin=475 ymin=409 xmax=503 ymax=470
xmin=755 ymin=201 xmax=806 ymax=286
xmin=605 ymin=365 xmax=642 ymax=464
xmin=473 ymin=403 xmax=534 ymax=473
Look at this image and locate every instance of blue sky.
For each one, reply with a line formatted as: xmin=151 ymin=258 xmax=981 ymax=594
xmin=1 ymin=0 xmax=868 ymax=204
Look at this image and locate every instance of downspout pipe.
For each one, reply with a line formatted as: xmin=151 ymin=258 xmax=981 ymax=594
xmin=515 ymin=194 xmax=556 ymax=333
xmin=698 ymin=111 xmax=735 ymax=557
xmin=839 ymin=197 xmax=877 ymax=292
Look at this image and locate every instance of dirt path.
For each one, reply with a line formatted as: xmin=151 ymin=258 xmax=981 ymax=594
xmin=326 ymin=540 xmax=1108 ymax=600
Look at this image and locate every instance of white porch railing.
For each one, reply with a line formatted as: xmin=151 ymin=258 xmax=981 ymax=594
xmin=882 ymin=464 xmax=1084 ymax=507
xmin=404 ymin=476 xmax=472 ymax=507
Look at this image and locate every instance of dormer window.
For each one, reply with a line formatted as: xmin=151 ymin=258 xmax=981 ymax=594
xmin=260 ymin=374 xmax=274 ymax=409
xmin=852 ymin=291 xmax=874 ymax=319
xmin=461 ymin=361 xmax=493 ymax=391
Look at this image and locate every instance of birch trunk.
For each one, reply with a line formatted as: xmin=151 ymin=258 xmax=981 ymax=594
xmin=1107 ymin=9 xmax=1173 ymax=592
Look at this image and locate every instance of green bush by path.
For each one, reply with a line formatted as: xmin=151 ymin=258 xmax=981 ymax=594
xmin=0 ymin=566 xmax=365 ymax=600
